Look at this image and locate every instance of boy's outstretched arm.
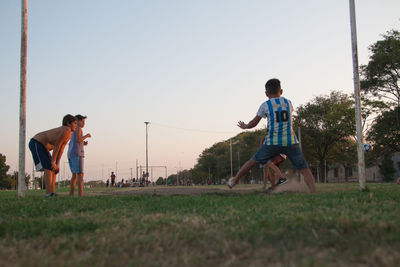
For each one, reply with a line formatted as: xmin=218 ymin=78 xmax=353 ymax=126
xmin=52 ymin=128 xmax=72 ymax=172
xmin=237 ymin=115 xmax=262 ymax=129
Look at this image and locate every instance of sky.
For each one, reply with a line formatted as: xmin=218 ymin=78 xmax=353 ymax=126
xmin=1 ymin=0 xmax=399 ymax=182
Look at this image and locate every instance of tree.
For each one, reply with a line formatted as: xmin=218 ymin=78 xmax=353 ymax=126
xmin=0 ymin=153 xmax=9 ymax=179
xmin=294 ymin=91 xmax=356 ymax=181
xmin=379 ymin=154 xmax=396 ymax=182
xmin=361 ymin=30 xmax=400 ymax=108
xmin=367 ymin=106 xmax=400 ymax=156
xmin=155 ymin=177 xmax=165 ymax=185
xmin=0 ymin=153 xmax=12 ymax=189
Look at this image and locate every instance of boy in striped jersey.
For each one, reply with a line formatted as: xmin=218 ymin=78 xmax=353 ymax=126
xmin=228 ymin=79 xmax=316 ymax=193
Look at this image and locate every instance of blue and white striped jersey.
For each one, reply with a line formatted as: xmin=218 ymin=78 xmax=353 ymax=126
xmin=256 ymin=97 xmax=298 ymax=146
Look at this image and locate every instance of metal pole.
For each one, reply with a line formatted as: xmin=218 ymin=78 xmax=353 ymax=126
xmin=230 ymin=140 xmax=233 ymax=177
xmin=63 ymin=162 xmax=68 ymax=187
xmin=31 ymin=164 xmax=34 ymax=190
xmin=136 ymin=159 xmax=138 ymax=180
xmin=298 ymin=127 xmax=302 ymax=182
xmin=298 ymin=127 xmax=302 ymax=150
xmin=18 ymin=0 xmax=28 ymax=197
xmin=32 ymin=164 xmax=36 ymax=190
xmin=349 ymin=0 xmax=366 ymax=191
xmin=144 ymin=122 xmax=150 ymax=180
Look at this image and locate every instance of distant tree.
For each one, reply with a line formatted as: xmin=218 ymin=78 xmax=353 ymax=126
xmin=379 ymin=154 xmax=396 ymax=182
xmin=367 ymin=106 xmax=400 ymax=157
xmin=0 ymin=153 xmax=12 ymax=189
xmin=0 ymin=153 xmax=9 ymax=178
xmin=360 ymin=30 xmax=400 ymax=108
xmin=155 ymin=177 xmax=165 ymax=185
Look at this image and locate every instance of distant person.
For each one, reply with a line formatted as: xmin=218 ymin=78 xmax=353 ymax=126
xmin=227 ymin=78 xmax=316 ymax=193
xmin=68 ymin=115 xmax=91 ymax=197
xmin=28 ymin=114 xmax=77 ymax=197
xmin=396 ymin=177 xmax=400 ymax=184
xmin=111 ymin=172 xmax=116 ymax=187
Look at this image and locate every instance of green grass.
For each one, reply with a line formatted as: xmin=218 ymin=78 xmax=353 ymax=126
xmin=1 ymin=184 xmax=400 ymax=266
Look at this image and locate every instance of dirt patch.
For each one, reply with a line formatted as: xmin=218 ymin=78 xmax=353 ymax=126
xmin=102 ymin=180 xmax=310 ymax=196
xmin=106 ymin=186 xmax=262 ymax=196
xmin=271 ymin=179 xmax=309 ymax=194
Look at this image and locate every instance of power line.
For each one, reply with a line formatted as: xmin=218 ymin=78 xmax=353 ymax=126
xmin=151 ymin=122 xmax=237 ymax=134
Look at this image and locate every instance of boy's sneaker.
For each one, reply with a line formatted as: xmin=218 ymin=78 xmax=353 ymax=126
xmin=227 ymin=177 xmax=235 ymax=189
xmin=275 ymin=178 xmax=287 ymax=186
xmin=45 ymin=192 xmax=57 ymax=198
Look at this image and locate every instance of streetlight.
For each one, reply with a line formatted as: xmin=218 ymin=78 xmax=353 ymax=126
xmin=144 ymin=122 xmax=150 ymax=181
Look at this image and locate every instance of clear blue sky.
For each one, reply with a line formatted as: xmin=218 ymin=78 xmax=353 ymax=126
xmin=1 ymin=0 xmax=399 ymax=181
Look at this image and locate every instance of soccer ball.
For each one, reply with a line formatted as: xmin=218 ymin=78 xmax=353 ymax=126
xmin=363 ymin=143 xmax=373 ymax=152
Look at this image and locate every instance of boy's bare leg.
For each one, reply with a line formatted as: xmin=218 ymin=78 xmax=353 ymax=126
xmin=262 ymin=166 xmax=269 ymax=190
xmin=51 ymin=172 xmax=56 ymax=193
xmin=77 ymin=174 xmax=84 ymax=197
xmin=70 ymin=174 xmax=77 ymax=196
xmin=230 ymin=159 xmax=257 ymax=187
xmin=269 ymin=170 xmax=277 ymax=188
xmin=265 ymin=161 xmax=285 ymax=180
xmin=299 ymin=168 xmax=316 ymax=193
xmin=44 ymin=170 xmax=51 ymax=194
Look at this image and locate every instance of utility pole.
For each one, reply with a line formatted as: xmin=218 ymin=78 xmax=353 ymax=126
xmin=298 ymin=127 xmax=302 ymax=182
xmin=349 ymin=0 xmax=366 ymax=191
xmin=136 ymin=159 xmax=138 ymax=180
xmin=144 ymin=122 xmax=150 ymax=180
xmin=18 ymin=0 xmax=28 ymax=197
xmin=230 ymin=139 xmax=233 ymax=178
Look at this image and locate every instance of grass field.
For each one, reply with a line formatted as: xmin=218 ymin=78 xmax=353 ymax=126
xmin=1 ymin=183 xmax=400 ymax=266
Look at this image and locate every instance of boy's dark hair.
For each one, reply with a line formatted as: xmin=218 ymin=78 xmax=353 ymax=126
xmin=75 ymin=114 xmax=87 ymax=121
xmin=265 ymin=78 xmax=281 ymax=95
xmin=62 ymin=114 xmax=77 ymax=126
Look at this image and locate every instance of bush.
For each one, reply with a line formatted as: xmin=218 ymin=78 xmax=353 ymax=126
xmin=379 ymin=155 xmax=396 ymax=182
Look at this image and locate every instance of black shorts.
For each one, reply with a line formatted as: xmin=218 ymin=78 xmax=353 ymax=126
xmin=29 ymin=138 xmax=52 ymax=171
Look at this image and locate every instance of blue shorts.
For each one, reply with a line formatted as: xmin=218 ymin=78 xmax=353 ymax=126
xmin=69 ymin=157 xmax=84 ymax=174
xmin=253 ymin=144 xmax=308 ymax=170
xmin=29 ymin=138 xmax=52 ymax=171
